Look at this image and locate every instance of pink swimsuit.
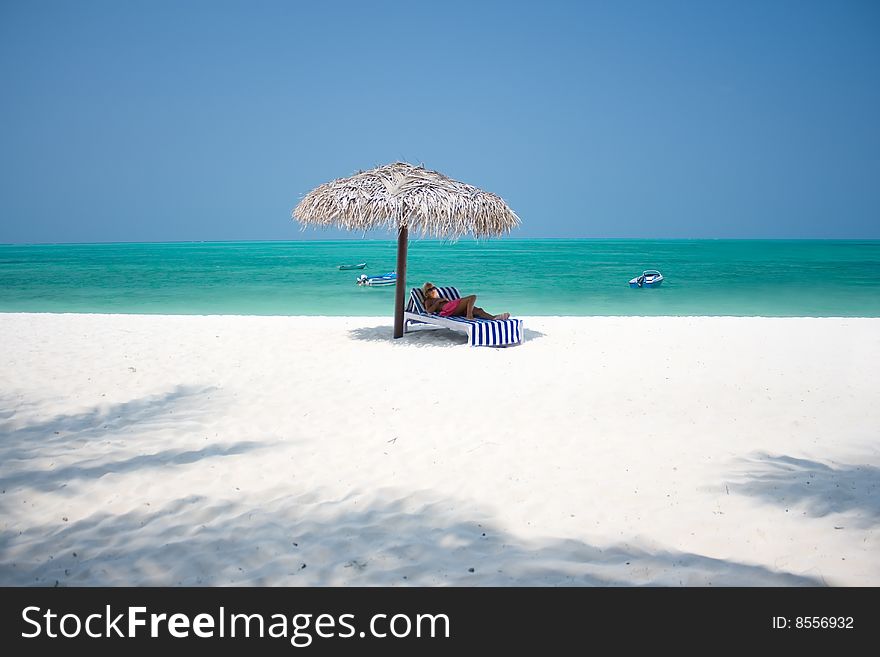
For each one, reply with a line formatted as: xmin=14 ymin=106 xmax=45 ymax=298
xmin=438 ymin=299 xmax=460 ymax=317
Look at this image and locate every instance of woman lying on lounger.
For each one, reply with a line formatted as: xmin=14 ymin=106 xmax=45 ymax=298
xmin=422 ymin=282 xmax=510 ymax=320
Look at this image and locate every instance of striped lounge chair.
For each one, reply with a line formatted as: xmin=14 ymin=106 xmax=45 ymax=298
xmin=404 ymin=286 xmax=524 ymax=347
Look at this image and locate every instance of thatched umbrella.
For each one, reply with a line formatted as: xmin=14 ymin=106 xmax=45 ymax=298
xmin=292 ymin=162 xmax=520 ymax=338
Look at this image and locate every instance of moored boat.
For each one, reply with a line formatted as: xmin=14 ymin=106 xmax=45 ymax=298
xmin=629 ymin=270 xmax=664 ymax=288
xmin=356 ymin=272 xmax=396 ymax=286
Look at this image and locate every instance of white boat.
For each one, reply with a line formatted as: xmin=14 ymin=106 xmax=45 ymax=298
xmin=629 ymin=270 xmax=664 ymax=288
xmin=357 ymin=272 xmax=396 ymax=287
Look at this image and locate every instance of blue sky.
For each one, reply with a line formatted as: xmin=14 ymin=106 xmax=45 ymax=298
xmin=1 ymin=0 xmax=878 ymax=243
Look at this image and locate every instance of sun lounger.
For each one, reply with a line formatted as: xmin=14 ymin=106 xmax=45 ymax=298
xmin=404 ymin=286 xmax=524 ymax=347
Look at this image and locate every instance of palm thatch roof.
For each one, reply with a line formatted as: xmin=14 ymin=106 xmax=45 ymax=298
xmin=292 ymin=162 xmax=520 ymax=238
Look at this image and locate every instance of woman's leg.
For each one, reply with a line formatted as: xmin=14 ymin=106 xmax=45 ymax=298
xmin=474 ymin=307 xmax=510 ymax=320
xmin=453 ymin=295 xmax=477 ymax=319
xmin=452 ymin=295 xmax=509 ymax=320
xmin=472 ymin=306 xmax=495 ymax=319
xmin=467 ymin=300 xmax=510 ymax=321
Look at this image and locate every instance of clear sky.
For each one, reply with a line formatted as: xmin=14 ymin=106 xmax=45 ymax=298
xmin=1 ymin=0 xmax=878 ymax=243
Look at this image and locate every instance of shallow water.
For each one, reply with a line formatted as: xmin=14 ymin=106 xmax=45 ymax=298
xmin=1 ymin=239 xmax=878 ymax=316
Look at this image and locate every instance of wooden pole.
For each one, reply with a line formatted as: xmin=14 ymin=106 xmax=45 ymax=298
xmin=393 ymin=225 xmax=408 ymax=338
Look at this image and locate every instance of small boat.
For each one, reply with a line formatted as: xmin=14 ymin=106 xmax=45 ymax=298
xmin=338 ymin=262 xmax=366 ymax=270
xmin=357 ymin=272 xmax=396 ymax=287
xmin=629 ymin=270 xmax=664 ymax=288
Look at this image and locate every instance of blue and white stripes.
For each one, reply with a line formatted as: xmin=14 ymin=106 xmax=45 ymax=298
xmin=406 ymin=286 xmax=461 ymax=314
xmin=405 ymin=287 xmax=524 ymax=347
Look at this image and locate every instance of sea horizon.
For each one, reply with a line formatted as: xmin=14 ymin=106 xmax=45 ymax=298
xmin=2 ymin=236 xmax=878 ymax=247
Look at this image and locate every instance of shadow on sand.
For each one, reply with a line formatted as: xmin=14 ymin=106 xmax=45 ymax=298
xmin=0 ymin=386 xmax=268 ymax=493
xmin=729 ymin=453 xmax=880 ymax=527
xmin=348 ymin=325 xmax=545 ymax=348
xmin=0 ymin=385 xmax=217 ymax=453
xmin=0 ymin=489 xmax=821 ymax=587
xmin=0 ymin=392 xmax=827 ymax=587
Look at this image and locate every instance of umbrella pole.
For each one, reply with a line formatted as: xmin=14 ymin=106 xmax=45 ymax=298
xmin=393 ymin=225 xmax=408 ymax=338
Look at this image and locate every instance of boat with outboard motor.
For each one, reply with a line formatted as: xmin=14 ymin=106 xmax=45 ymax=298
xmin=357 ymin=272 xmax=396 ymax=287
xmin=629 ymin=270 xmax=664 ymax=288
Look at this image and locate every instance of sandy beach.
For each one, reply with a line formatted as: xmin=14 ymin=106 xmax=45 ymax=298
xmin=0 ymin=313 xmax=877 ymax=587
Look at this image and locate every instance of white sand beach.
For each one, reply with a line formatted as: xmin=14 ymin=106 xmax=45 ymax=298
xmin=0 ymin=313 xmax=877 ymax=587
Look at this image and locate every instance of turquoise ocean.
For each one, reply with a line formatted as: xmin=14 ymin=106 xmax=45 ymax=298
xmin=1 ymin=240 xmax=878 ymax=317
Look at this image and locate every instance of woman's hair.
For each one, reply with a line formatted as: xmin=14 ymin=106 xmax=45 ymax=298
xmin=422 ymin=281 xmax=434 ymax=294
